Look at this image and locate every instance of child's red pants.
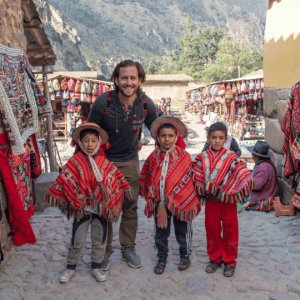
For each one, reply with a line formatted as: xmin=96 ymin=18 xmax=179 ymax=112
xmin=205 ymin=200 xmax=239 ymax=267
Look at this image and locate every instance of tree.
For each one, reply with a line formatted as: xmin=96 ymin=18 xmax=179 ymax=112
xmin=200 ymin=37 xmax=263 ymax=83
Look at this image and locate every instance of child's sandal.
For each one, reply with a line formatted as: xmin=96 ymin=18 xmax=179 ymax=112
xmin=224 ymin=266 xmax=235 ymax=277
xmin=154 ymin=262 xmax=166 ymax=275
xmin=178 ymin=259 xmax=191 ymax=271
xmin=206 ymin=263 xmax=221 ymax=273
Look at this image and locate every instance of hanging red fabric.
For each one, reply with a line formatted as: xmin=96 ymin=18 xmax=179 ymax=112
xmin=0 ymin=152 xmax=36 ymax=246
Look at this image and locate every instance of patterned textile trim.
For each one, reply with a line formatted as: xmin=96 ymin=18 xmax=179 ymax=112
xmin=29 ymin=134 xmax=42 ymax=180
xmin=0 ymin=44 xmax=39 ymax=155
xmin=21 ymin=73 xmax=39 ymax=141
xmin=0 ymin=81 xmax=25 ymax=154
xmin=140 ymin=145 xmax=201 ymax=223
xmin=45 ymin=151 xmax=133 ymax=222
xmin=23 ymin=56 xmax=52 ymax=116
xmin=280 ymin=83 xmax=300 ymax=176
xmin=193 ymin=147 xmax=254 ymax=204
xmin=245 ymin=197 xmax=274 ymax=212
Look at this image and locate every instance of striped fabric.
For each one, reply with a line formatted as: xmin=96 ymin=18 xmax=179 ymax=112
xmin=193 ymin=147 xmax=254 ymax=204
xmin=281 ymin=83 xmax=300 ymax=177
xmin=45 ymin=151 xmax=133 ymax=222
xmin=245 ymin=197 xmax=274 ymax=212
xmin=139 ymin=145 xmax=201 ymax=224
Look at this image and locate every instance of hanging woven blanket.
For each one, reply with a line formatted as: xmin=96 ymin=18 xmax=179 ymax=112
xmin=0 ymin=151 xmax=36 ymax=246
xmin=281 ymin=83 xmax=300 ymax=177
xmin=0 ymin=44 xmax=39 ymax=155
xmin=139 ymin=145 xmax=201 ymax=226
xmin=193 ymin=147 xmax=254 ymax=204
xmin=0 ymin=133 xmax=35 ymax=218
xmin=45 ymin=151 xmax=133 ymax=222
xmin=23 ymin=56 xmax=52 ymax=116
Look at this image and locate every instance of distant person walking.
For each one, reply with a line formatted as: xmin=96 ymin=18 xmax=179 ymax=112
xmin=203 ymin=106 xmax=219 ymax=134
xmin=88 ymin=60 xmax=157 ymax=269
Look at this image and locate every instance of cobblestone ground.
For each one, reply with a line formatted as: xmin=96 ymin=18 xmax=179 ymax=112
xmin=1 ymin=204 xmax=300 ymax=300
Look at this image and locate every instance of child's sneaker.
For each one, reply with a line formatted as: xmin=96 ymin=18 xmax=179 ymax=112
xmin=91 ymin=269 xmax=106 ymax=282
xmin=60 ymin=269 xmax=75 ymax=283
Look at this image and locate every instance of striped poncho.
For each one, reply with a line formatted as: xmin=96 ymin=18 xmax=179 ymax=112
xmin=45 ymin=151 xmax=133 ymax=222
xmin=139 ymin=145 xmax=201 ymax=225
xmin=193 ymin=147 xmax=254 ymax=204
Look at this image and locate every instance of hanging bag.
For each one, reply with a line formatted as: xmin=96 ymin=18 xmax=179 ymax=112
xmin=60 ymin=77 xmax=68 ymax=90
xmin=52 ymin=79 xmax=60 ymax=91
xmin=92 ymin=83 xmax=99 ymax=96
xmin=232 ymin=83 xmax=237 ymax=95
xmin=98 ymin=83 xmax=103 ymax=95
xmin=48 ymin=81 xmax=54 ymax=93
xmin=87 ymin=82 xmax=93 ymax=94
xmin=67 ymin=78 xmax=76 ymax=91
xmin=81 ymin=81 xmax=88 ymax=94
xmin=74 ymin=80 xmax=82 ymax=93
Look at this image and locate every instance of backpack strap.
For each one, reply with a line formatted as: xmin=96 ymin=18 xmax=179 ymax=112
xmin=142 ymin=93 xmax=147 ymax=118
xmin=103 ymin=90 xmax=113 ymax=117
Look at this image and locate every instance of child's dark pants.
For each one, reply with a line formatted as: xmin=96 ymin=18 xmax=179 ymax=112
xmin=154 ymin=206 xmax=192 ymax=264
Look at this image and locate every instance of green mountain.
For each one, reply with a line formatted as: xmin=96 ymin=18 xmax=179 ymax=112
xmin=34 ymin=0 xmax=268 ymax=77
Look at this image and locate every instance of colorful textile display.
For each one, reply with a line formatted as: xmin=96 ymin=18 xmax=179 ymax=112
xmin=281 ymin=82 xmax=300 ymax=177
xmin=45 ymin=151 xmax=133 ymax=222
xmin=140 ymin=145 xmax=201 ymax=226
xmin=0 ymin=151 xmax=36 ymax=246
xmin=23 ymin=56 xmax=52 ymax=116
xmin=245 ymin=197 xmax=274 ymax=212
xmin=0 ymin=133 xmax=34 ymax=218
xmin=193 ymin=147 xmax=254 ymax=203
xmin=7 ymin=141 xmax=34 ymax=218
xmin=0 ymin=44 xmax=39 ymax=155
xmin=28 ymin=134 xmax=42 ymax=180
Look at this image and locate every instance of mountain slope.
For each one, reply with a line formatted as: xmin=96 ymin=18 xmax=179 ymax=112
xmin=34 ymin=0 xmax=268 ymax=76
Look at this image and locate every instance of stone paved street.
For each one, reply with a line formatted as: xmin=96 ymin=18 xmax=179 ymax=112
xmin=1 ymin=205 xmax=300 ymax=300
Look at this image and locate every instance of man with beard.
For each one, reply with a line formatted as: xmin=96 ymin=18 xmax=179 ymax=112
xmin=88 ymin=60 xmax=157 ymax=269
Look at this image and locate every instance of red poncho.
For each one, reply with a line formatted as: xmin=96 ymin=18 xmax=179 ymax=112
xmin=193 ymin=147 xmax=254 ymax=203
xmin=139 ymin=145 xmax=201 ymax=227
xmin=45 ymin=151 xmax=133 ymax=222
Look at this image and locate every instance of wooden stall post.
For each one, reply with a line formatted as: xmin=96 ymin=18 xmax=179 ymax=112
xmin=43 ymin=65 xmax=57 ymax=172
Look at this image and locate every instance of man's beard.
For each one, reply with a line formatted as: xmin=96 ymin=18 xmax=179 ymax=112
xmin=118 ymin=85 xmax=140 ymax=98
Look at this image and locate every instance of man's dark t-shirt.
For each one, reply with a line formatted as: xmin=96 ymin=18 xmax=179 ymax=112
xmin=88 ymin=90 xmax=157 ymax=162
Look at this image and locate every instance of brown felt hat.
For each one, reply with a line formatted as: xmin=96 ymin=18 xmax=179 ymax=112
xmin=150 ymin=116 xmax=187 ymax=140
xmin=72 ymin=122 xmax=109 ymax=145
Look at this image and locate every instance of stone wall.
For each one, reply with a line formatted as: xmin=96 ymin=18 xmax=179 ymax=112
xmin=264 ymin=88 xmax=293 ymax=204
xmin=0 ymin=0 xmax=27 ymax=51
xmin=142 ymin=82 xmax=191 ymax=107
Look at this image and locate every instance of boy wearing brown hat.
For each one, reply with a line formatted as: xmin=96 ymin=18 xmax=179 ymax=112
xmin=45 ymin=123 xmax=133 ymax=283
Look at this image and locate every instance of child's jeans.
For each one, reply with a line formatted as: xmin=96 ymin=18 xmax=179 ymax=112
xmin=205 ymin=200 xmax=239 ymax=267
xmin=66 ymin=213 xmax=107 ymax=270
xmin=154 ymin=206 xmax=192 ymax=264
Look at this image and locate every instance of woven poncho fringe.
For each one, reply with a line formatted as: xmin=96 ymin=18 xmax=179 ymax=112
xmin=45 ymin=151 xmax=133 ymax=222
xmin=193 ymin=147 xmax=254 ymax=204
xmin=139 ymin=145 xmax=201 ymax=227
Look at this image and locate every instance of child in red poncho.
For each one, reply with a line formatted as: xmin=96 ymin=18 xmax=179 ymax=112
xmin=193 ymin=122 xmax=254 ymax=277
xmin=139 ymin=116 xmax=201 ymax=275
xmin=45 ymin=123 xmax=133 ymax=283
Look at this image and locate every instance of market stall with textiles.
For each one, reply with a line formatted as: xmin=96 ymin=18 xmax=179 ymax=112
xmin=186 ymin=72 xmax=265 ymax=140
xmin=185 ymin=84 xmax=206 ymax=114
xmin=47 ymin=75 xmax=113 ymax=140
